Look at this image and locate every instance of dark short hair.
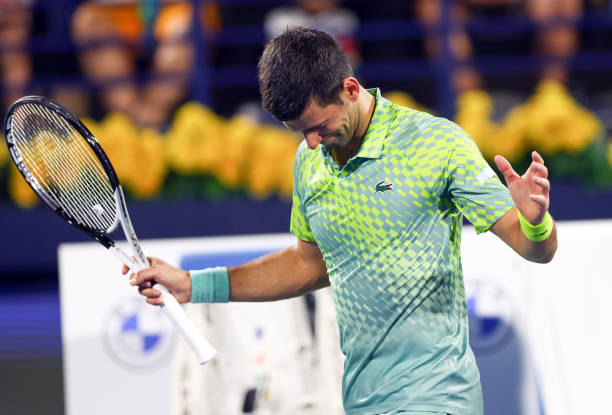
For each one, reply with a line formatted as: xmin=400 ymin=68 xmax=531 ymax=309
xmin=257 ymin=26 xmax=354 ymax=121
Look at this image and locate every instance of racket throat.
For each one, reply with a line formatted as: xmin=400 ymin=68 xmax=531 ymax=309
xmin=113 ymin=186 xmax=149 ymax=268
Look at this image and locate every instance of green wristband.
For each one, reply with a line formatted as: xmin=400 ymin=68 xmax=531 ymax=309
xmin=189 ymin=267 xmax=230 ymax=303
xmin=517 ymin=210 xmax=553 ymax=242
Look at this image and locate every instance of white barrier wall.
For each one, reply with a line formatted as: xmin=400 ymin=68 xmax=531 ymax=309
xmin=59 ymin=220 xmax=612 ymax=415
xmin=59 ymin=234 xmax=301 ymax=415
xmin=461 ymin=219 xmax=612 ymax=415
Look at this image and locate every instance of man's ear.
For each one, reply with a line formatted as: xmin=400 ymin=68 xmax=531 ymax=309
xmin=342 ymin=77 xmax=360 ymax=102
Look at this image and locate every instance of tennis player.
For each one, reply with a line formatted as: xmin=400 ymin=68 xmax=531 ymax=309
xmin=128 ymin=27 xmax=557 ymax=415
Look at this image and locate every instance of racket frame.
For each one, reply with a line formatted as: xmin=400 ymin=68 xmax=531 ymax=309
xmin=4 ymin=96 xmax=216 ymax=364
xmin=5 ymin=96 xmax=121 ymax=248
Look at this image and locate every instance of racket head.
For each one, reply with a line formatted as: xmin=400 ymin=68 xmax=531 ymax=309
xmin=4 ymin=96 xmax=122 ymax=243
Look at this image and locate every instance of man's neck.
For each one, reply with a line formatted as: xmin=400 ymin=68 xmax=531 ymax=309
xmin=355 ymin=87 xmax=376 ymax=141
xmin=333 ymin=88 xmax=376 ymax=166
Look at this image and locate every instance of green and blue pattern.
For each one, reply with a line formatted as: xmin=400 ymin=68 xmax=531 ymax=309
xmin=290 ymin=89 xmax=514 ymax=414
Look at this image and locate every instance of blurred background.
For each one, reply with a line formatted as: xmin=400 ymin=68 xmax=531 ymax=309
xmin=1 ymin=0 xmax=612 ymax=413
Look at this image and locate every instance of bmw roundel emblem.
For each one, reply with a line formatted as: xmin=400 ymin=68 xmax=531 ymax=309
xmin=466 ymin=279 xmax=514 ymax=354
xmin=103 ymin=295 xmax=175 ymax=370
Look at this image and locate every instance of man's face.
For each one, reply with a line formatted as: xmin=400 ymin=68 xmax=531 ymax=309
xmin=284 ymin=94 xmax=357 ymax=151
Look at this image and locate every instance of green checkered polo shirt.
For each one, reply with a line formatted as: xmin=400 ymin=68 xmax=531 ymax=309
xmin=290 ymin=89 xmax=514 ymax=414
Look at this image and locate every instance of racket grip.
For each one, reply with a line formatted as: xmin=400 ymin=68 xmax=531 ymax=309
xmin=153 ymin=283 xmax=217 ymax=365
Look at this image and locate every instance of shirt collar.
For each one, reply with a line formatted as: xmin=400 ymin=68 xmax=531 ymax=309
xmin=320 ymin=88 xmax=392 ymax=162
xmin=354 ymin=88 xmax=393 ymax=160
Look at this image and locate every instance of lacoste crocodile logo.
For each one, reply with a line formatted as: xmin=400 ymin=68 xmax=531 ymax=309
xmin=375 ymin=180 xmax=393 ymax=192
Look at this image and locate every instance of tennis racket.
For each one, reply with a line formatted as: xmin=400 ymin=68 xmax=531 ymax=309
xmin=4 ymin=95 xmax=216 ymax=365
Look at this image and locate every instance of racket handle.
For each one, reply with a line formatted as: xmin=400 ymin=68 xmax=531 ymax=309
xmin=154 ymin=283 xmax=217 ymax=365
xmin=109 ymin=246 xmax=215 ymax=364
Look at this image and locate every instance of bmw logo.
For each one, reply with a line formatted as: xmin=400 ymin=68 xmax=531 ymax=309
xmin=103 ymin=295 xmax=175 ymax=370
xmin=466 ymin=279 xmax=514 ymax=354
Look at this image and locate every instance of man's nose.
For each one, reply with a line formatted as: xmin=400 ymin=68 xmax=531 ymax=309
xmin=304 ymin=131 xmax=322 ymax=149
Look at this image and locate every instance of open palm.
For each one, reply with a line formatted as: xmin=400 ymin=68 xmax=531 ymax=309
xmin=494 ymin=151 xmax=550 ymax=225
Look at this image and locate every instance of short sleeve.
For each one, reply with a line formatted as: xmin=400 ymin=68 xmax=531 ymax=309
xmin=289 ymin=145 xmax=316 ymax=242
xmin=443 ymin=120 xmax=515 ymax=233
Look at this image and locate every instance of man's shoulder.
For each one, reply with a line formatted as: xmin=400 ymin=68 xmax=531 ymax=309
xmin=293 ymin=140 xmax=322 ymax=180
xmin=385 ymin=105 xmax=466 ymax=148
xmin=294 ymin=140 xmax=314 ymax=163
xmin=390 ymin=104 xmax=461 ymax=135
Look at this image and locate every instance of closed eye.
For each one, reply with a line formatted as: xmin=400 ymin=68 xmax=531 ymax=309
xmin=303 ymin=122 xmax=327 ymax=135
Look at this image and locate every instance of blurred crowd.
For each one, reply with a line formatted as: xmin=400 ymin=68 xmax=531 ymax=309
xmin=2 ymin=0 xmax=612 ymax=208
xmin=1 ymin=0 xmax=611 ymax=129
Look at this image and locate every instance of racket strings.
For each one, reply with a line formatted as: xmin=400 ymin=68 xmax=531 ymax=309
xmin=28 ymin=106 xmax=114 ymax=226
xmin=10 ymin=104 xmax=117 ymax=231
xmin=19 ymin=110 xmax=105 ymax=220
xmin=18 ymin=107 xmax=115 ymax=230
xmin=15 ymin=112 xmax=113 ymax=230
xmin=19 ymin=127 xmax=114 ymax=231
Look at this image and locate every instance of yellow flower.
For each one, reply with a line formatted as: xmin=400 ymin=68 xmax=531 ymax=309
xmin=526 ymin=81 xmax=602 ymax=156
xmin=245 ymin=128 xmax=281 ymax=199
xmin=166 ymin=102 xmax=225 ymax=175
xmin=458 ymin=116 xmax=498 ymax=157
xmin=493 ymin=104 xmax=529 ymax=163
xmin=275 ymin=130 xmax=300 ymax=200
xmin=97 ymin=112 xmax=141 ymax=186
xmin=86 ymin=115 xmax=168 ymax=198
xmin=562 ymin=108 xmax=601 ymax=154
xmin=492 ymin=124 xmax=527 ymax=163
xmin=384 ymin=91 xmax=433 ymax=114
xmin=455 ymin=90 xmax=499 ymax=157
xmin=607 ymin=140 xmax=612 ymax=170
xmin=8 ymin=164 xmax=38 ymax=208
xmin=456 ymin=89 xmax=493 ymax=118
xmin=244 ymin=126 xmax=300 ymax=199
xmin=214 ymin=115 xmax=257 ymax=188
xmin=0 ymin=133 xmax=8 ymax=166
xmin=128 ymin=128 xmax=167 ymax=198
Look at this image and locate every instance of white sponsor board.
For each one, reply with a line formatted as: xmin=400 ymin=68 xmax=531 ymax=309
xmin=460 ymin=219 xmax=612 ymax=415
xmin=59 ymin=234 xmax=299 ymax=415
xmin=60 ymin=220 xmax=612 ymax=415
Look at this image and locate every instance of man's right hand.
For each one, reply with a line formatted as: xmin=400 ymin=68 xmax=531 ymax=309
xmin=122 ymin=257 xmax=192 ymax=305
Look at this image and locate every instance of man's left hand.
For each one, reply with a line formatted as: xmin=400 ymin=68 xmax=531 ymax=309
xmin=494 ymin=150 xmax=550 ymax=224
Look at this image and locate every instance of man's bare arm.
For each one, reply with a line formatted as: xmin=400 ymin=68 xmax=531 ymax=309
xmin=228 ymin=238 xmax=329 ymax=301
xmin=490 ymin=206 xmax=557 ymax=263
xmin=126 ymin=238 xmax=329 ymax=305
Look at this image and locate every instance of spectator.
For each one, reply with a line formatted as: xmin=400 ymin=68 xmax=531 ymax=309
xmin=0 ymin=0 xmax=32 ymax=112
xmin=415 ymin=0 xmax=582 ymax=92
xmin=72 ymin=0 xmax=220 ymax=129
xmin=235 ymin=0 xmax=361 ymax=124
xmin=264 ymin=0 xmax=361 ymax=68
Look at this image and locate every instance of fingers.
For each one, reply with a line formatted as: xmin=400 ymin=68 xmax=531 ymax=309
xmin=529 ymin=161 xmax=548 ymax=178
xmin=530 ymin=176 xmax=550 ymax=211
xmin=148 ymin=256 xmax=166 ymax=266
xmin=123 ymin=256 xmax=171 ymax=306
xmin=139 ymin=287 xmax=164 ymax=306
xmin=532 ymin=150 xmax=544 ymax=165
xmin=528 ymin=151 xmax=548 ymax=178
xmin=494 ymin=155 xmax=519 ymax=183
xmin=533 ymin=176 xmax=550 ymax=193
xmin=122 ymin=255 xmax=145 ymax=275
xmin=136 ymin=280 xmax=152 ymax=289
xmin=138 ymin=286 xmax=161 ymax=298
xmin=146 ymin=297 xmax=164 ymax=306
xmin=529 ymin=194 xmax=549 ymax=210
xmin=137 ymin=281 xmax=165 ymax=306
xmin=130 ymin=270 xmax=164 ymax=305
xmin=129 ymin=267 xmax=157 ymax=287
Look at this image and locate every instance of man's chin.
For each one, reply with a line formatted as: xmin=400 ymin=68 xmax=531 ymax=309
xmin=321 ymin=139 xmax=339 ymax=149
